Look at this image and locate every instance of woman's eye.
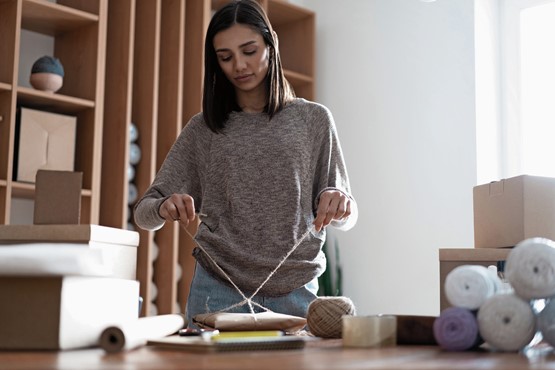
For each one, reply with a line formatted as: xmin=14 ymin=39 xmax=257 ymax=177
xmin=219 ymin=55 xmax=232 ymax=62
xmin=244 ymin=49 xmax=256 ymax=55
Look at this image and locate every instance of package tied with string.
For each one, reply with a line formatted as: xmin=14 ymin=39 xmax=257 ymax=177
xmin=187 ymin=226 xmax=315 ymax=331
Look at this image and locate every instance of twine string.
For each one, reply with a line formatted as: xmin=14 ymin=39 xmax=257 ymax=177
xmin=183 ymin=221 xmax=314 ymax=315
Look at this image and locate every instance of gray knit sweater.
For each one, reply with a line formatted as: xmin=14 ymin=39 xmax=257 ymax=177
xmin=133 ymin=98 xmax=356 ymax=297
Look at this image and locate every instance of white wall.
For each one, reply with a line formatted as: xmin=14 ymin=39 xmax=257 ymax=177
xmin=293 ymin=0 xmax=477 ymax=316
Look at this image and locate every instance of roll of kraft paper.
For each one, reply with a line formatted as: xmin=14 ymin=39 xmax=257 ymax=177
xmin=477 ymin=293 xmax=536 ymax=352
xmin=505 ymin=238 xmax=555 ymax=300
xmin=444 ymin=265 xmax=502 ymax=310
xmin=99 ymin=314 xmax=185 ymax=353
xmin=433 ymin=307 xmax=482 ymax=351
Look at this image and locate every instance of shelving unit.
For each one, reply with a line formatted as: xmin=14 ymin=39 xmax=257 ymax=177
xmin=1 ymin=0 xmax=315 ymax=317
xmin=0 ymin=0 xmax=107 ymax=225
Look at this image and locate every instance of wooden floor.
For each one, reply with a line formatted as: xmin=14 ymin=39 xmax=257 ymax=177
xmin=2 ymin=341 xmax=555 ymax=370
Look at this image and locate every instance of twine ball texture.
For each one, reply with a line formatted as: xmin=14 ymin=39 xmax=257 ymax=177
xmin=307 ymin=296 xmax=356 ymax=338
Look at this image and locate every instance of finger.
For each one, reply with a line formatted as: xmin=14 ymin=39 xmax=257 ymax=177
xmin=159 ymin=199 xmax=178 ymax=221
xmin=313 ymin=199 xmax=329 ymax=232
xmin=313 ymin=193 xmax=331 ymax=231
xmin=334 ymin=197 xmax=351 ymax=220
xmin=321 ymin=198 xmax=339 ymax=228
xmin=173 ymin=195 xmax=195 ymax=224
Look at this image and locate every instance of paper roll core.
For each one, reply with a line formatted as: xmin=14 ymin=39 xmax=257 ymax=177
xmin=100 ymin=327 xmax=126 ymax=353
xmin=342 ymin=315 xmax=397 ymax=348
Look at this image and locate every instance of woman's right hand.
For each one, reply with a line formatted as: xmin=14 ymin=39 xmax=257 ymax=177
xmin=159 ymin=194 xmax=196 ymax=228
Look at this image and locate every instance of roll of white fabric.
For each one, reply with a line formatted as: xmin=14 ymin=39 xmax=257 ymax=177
xmin=537 ymin=297 xmax=555 ymax=347
xmin=477 ymin=293 xmax=536 ymax=352
xmin=444 ymin=265 xmax=502 ymax=310
xmin=505 ymin=238 xmax=555 ymax=300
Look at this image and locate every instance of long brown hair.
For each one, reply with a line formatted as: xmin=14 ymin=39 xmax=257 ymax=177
xmin=202 ymin=0 xmax=295 ymax=133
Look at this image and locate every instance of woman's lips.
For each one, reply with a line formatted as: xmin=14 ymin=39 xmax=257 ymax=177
xmin=235 ymin=74 xmax=253 ymax=82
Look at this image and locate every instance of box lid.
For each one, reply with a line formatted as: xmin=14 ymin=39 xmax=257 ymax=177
xmin=0 ymin=224 xmax=139 ymax=246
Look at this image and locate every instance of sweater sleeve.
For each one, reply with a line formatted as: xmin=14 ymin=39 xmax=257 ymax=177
xmin=133 ymin=115 xmax=207 ymax=231
xmin=311 ymin=104 xmax=358 ymax=231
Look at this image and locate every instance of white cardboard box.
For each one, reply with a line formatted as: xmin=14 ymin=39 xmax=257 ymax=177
xmin=0 ymin=276 xmax=139 ymax=350
xmin=473 ymin=175 xmax=555 ymax=248
xmin=0 ymin=224 xmax=139 ymax=280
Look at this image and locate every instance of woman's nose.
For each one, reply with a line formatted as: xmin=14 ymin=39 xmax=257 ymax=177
xmin=234 ymin=56 xmax=247 ymax=71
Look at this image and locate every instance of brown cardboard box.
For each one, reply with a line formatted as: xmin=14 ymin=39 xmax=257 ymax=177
xmin=439 ymin=248 xmax=511 ymax=311
xmin=0 ymin=276 xmax=139 ymax=350
xmin=15 ymin=108 xmax=77 ymax=183
xmin=473 ymin=175 xmax=555 ymax=248
xmin=34 ymin=170 xmax=82 ymax=224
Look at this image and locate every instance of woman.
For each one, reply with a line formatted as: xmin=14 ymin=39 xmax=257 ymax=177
xmin=134 ymin=0 xmax=357 ymax=327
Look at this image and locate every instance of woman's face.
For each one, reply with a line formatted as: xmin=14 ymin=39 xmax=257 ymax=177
xmin=213 ymin=23 xmax=270 ymax=96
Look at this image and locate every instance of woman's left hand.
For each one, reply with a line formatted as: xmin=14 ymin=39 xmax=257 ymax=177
xmin=313 ymin=190 xmax=352 ymax=232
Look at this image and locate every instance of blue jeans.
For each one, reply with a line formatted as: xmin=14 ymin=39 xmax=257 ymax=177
xmin=185 ymin=263 xmax=319 ymax=329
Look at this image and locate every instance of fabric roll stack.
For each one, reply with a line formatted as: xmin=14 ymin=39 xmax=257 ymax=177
xmin=434 ymin=264 xmax=500 ymax=351
xmin=437 ymin=237 xmax=555 ymax=352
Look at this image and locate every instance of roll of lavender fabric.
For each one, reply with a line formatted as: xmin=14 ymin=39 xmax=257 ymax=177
xmin=444 ymin=265 xmax=502 ymax=310
xmin=433 ymin=307 xmax=482 ymax=351
xmin=505 ymin=238 xmax=555 ymax=300
xmin=477 ymin=293 xmax=536 ymax=352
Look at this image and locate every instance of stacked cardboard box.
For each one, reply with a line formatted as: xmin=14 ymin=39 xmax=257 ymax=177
xmin=439 ymin=175 xmax=555 ymax=310
xmin=0 ymin=224 xmax=141 ymax=350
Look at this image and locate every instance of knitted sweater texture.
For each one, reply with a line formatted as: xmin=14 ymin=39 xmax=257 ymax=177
xmin=134 ymin=98 xmax=355 ymax=296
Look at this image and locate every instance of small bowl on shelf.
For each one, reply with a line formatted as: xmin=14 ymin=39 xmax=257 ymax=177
xmin=29 ymin=56 xmax=64 ymax=93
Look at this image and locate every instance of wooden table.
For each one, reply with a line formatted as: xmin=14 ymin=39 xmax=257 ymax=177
xmin=1 ymin=341 xmax=555 ymax=370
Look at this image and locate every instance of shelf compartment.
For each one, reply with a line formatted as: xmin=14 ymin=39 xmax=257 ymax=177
xmin=285 ymin=69 xmax=314 ymax=100
xmin=21 ymin=0 xmax=99 ymax=36
xmin=267 ymin=0 xmax=314 ymax=26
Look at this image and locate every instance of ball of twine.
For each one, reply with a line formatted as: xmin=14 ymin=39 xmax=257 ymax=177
xmin=307 ymin=296 xmax=356 ymax=338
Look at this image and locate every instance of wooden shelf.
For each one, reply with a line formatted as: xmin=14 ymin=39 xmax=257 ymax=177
xmin=284 ymin=69 xmax=313 ymax=84
xmin=0 ymin=82 xmax=11 ymax=92
xmin=17 ymin=86 xmax=94 ymax=113
xmin=11 ymin=181 xmax=93 ymax=199
xmin=21 ymin=0 xmax=98 ymax=36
